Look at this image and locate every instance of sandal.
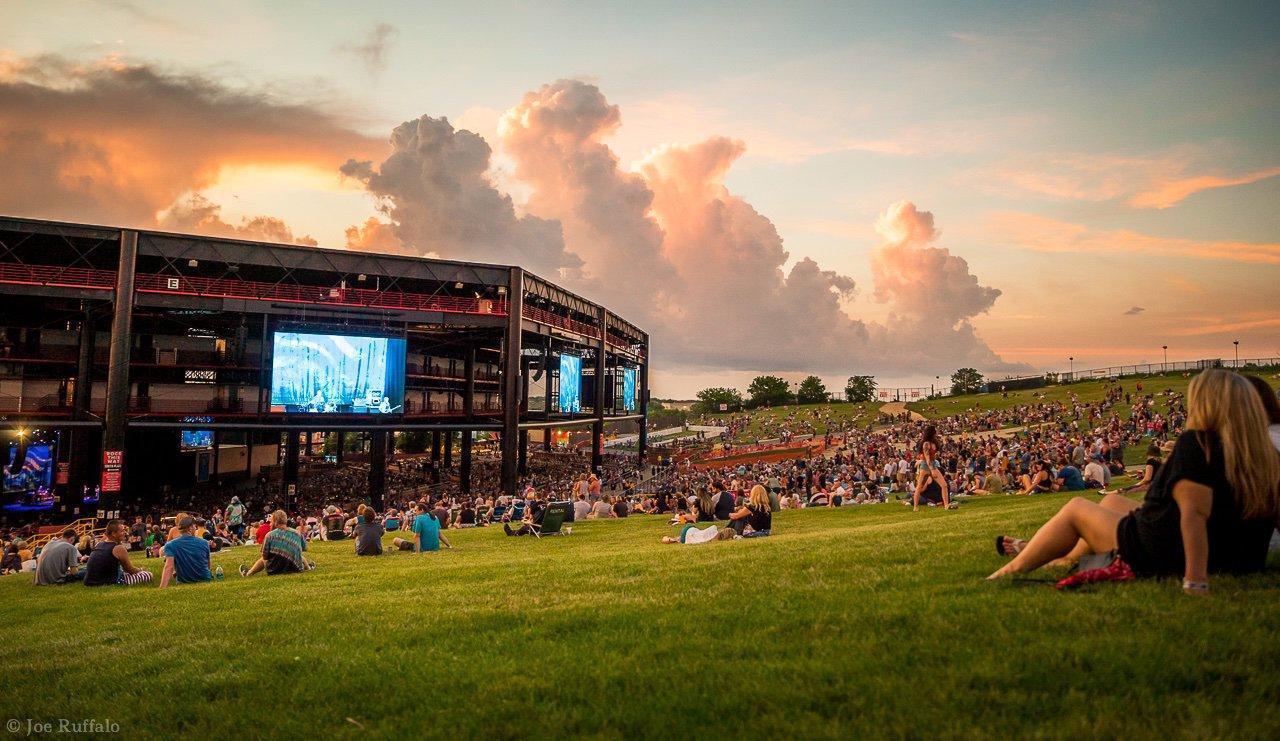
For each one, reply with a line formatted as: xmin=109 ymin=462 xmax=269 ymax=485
xmin=994 ymin=535 xmax=1024 ymax=557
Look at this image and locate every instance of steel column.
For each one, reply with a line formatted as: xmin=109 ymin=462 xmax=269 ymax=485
xmin=101 ymin=230 xmax=138 ymax=513
xmin=461 ymin=343 xmax=475 ymax=494
xmin=592 ymin=306 xmax=606 ymax=473
xmin=368 ymin=430 xmax=387 ymax=510
xmin=638 ymin=343 xmax=649 ymax=467
xmin=499 ymin=267 xmax=523 ymax=496
xmin=282 ymin=431 xmax=299 ymax=502
xmin=68 ymin=306 xmax=96 ymax=508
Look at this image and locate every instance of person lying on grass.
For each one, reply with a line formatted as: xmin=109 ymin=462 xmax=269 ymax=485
xmin=988 ymin=369 xmax=1280 ymax=593
xmin=239 ymin=510 xmax=314 ymax=577
xmin=662 ymin=525 xmax=735 ymax=544
xmin=727 ymin=485 xmax=772 ymax=538
xmin=83 ymin=520 xmax=153 ymax=587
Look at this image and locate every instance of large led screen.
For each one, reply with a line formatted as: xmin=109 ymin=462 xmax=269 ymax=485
xmin=180 ymin=430 xmax=213 ymax=450
xmin=558 ymin=354 xmax=582 ymax=413
xmin=270 ymin=331 xmax=406 ymax=413
xmin=621 ymin=367 xmax=638 ymax=412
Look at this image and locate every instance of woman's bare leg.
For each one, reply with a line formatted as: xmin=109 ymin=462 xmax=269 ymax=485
xmin=1046 ymin=492 xmax=1142 ymax=567
xmin=987 ymin=497 xmax=1124 ymax=579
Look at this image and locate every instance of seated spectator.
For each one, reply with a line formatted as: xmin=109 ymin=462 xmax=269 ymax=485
xmin=1083 ymin=454 xmax=1111 ymax=489
xmin=253 ymin=519 xmax=271 ymax=545
xmin=239 ymin=510 xmax=313 ymax=576
xmin=590 ymin=496 xmax=614 ymax=519
xmin=394 ymin=502 xmax=452 ymax=551
xmin=503 ymin=493 xmax=546 ymax=537
xmin=34 ymin=529 xmax=83 ymax=585
xmin=354 ymin=505 xmax=385 ymax=556
xmin=988 ymin=369 xmax=1278 ymax=590
xmin=84 ymin=520 xmax=154 ymax=587
xmin=572 ymin=494 xmax=591 ymax=521
xmin=728 ymin=485 xmax=773 ymax=537
xmin=612 ymin=495 xmax=629 ymax=518
xmin=1055 ymin=460 xmax=1086 ymax=491
xmin=159 ymin=516 xmax=213 ymax=588
xmin=1018 ymin=460 xmax=1054 ymax=495
xmin=383 ymin=509 xmax=402 ymax=531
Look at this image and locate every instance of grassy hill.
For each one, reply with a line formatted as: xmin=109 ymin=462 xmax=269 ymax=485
xmin=707 ymin=402 xmax=885 ymax=441
xmin=2 ymin=496 xmax=1277 ymax=737
xmin=906 ymin=369 xmax=1280 ymax=421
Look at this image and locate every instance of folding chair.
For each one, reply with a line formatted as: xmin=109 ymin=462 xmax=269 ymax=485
xmin=531 ymin=501 xmax=572 ymax=538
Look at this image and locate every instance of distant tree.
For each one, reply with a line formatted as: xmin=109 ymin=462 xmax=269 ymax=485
xmin=844 ymin=375 xmax=876 ymax=402
xmin=648 ymin=399 xmax=667 ymax=413
xmin=796 ymin=375 xmax=829 ymax=404
xmin=694 ymin=387 xmax=744 ymax=414
xmin=396 ymin=431 xmax=428 ymax=454
xmin=951 ymin=367 xmax=985 ymax=395
xmin=747 ymin=375 xmax=793 ymax=408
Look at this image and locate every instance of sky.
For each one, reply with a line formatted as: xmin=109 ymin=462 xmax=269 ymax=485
xmin=1 ymin=0 xmax=1277 ymax=398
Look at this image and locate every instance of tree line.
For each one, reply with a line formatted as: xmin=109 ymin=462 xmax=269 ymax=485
xmin=691 ymin=368 xmax=987 ymax=414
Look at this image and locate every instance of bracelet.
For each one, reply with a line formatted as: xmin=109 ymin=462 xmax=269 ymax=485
xmin=1182 ymin=579 xmax=1209 ymax=592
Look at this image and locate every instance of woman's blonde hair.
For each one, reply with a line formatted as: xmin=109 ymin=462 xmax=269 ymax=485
xmin=748 ymin=484 xmax=770 ymax=510
xmin=1186 ymin=369 xmax=1280 ymax=520
xmin=270 ymin=509 xmax=288 ymax=527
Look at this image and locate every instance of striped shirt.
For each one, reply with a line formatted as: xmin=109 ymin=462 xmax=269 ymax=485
xmin=262 ymin=528 xmax=308 ymax=574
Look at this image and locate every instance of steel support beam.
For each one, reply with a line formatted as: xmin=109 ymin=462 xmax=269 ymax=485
xmin=68 ymin=306 xmax=96 ymax=509
xmin=592 ymin=306 xmax=607 ymax=473
xmin=461 ymin=343 xmax=475 ymax=494
xmin=282 ymin=431 xmax=299 ymax=502
xmin=638 ymin=344 xmax=649 ymax=467
xmin=101 ymin=230 xmax=138 ymax=513
xmin=499 ymin=267 xmax=523 ymax=496
xmin=368 ymin=429 xmax=386 ymax=510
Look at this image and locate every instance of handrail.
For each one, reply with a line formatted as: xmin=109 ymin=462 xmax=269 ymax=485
xmin=0 ymin=263 xmax=509 ymax=316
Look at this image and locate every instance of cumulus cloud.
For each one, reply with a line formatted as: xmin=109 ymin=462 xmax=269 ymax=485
xmin=498 ymin=80 xmax=679 ymax=320
xmin=340 ymin=23 xmax=398 ymax=75
xmin=339 ymin=115 xmax=582 ymax=276
xmin=1124 ymin=306 xmax=1146 ymax=316
xmin=159 ymin=193 xmax=317 ymax=246
xmin=637 ymin=136 xmax=865 ymax=369
xmin=0 ymin=53 xmax=380 ymax=232
xmin=341 ymin=80 xmax=1022 ymax=378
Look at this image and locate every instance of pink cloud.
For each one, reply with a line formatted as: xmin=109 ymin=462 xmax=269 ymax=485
xmin=988 ymin=212 xmax=1280 ymax=265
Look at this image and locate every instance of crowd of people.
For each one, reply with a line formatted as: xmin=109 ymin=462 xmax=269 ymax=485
xmin=6 ymin=370 xmax=1278 ymax=596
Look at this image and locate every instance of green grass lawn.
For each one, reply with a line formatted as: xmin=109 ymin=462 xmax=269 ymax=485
xmin=3 ymin=495 xmax=1277 ymax=738
xmin=905 ymin=372 xmax=1201 ymax=420
xmin=710 ymin=402 xmax=885 ymax=441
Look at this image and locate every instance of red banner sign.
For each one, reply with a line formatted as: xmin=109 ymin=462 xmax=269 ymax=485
xmin=101 ymin=450 xmax=124 ymax=493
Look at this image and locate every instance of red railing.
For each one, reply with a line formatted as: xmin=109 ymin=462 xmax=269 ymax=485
xmin=522 ymin=305 xmax=601 ymax=338
xmin=0 ymin=263 xmax=116 ymax=291
xmin=133 ymin=273 xmax=508 ymax=316
xmin=0 ymin=263 xmax=508 ymax=316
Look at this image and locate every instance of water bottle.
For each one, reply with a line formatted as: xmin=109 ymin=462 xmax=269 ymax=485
xmin=215 ymin=565 xmax=224 ymax=580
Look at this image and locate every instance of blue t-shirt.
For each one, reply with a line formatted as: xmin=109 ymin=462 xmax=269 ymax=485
xmin=163 ymin=534 xmax=212 ymax=583
xmin=1056 ymin=465 xmax=1086 ymax=491
xmin=412 ymin=513 xmax=441 ymax=552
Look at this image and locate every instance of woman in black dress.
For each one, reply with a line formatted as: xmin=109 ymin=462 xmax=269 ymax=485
xmin=988 ymin=369 xmax=1279 ymax=592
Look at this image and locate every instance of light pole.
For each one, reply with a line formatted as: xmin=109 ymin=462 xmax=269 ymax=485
xmin=1233 ymin=340 xmax=1239 ymax=367
xmin=1162 ymin=345 xmax=1168 ymax=372
xmin=1068 ymin=356 xmax=1074 ymax=378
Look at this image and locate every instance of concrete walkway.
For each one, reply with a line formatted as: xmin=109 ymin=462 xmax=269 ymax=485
xmin=880 ymin=401 xmax=927 ymax=421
